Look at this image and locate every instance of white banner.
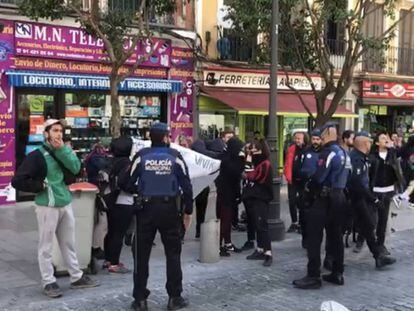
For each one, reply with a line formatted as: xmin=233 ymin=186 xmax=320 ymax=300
xmin=131 ymin=139 xmax=221 ymax=198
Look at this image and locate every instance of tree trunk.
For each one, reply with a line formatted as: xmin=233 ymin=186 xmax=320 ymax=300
xmin=110 ymin=75 xmax=121 ymax=138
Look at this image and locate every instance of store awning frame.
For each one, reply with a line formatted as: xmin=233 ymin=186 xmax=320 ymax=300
xmin=6 ymin=70 xmax=183 ymax=93
xmin=200 ymin=87 xmax=357 ymax=118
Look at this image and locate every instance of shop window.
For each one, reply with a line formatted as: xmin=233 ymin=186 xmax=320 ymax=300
xmin=199 ymin=114 xmax=225 ymax=139
xmin=65 ymin=92 xmax=162 ymax=158
xmin=16 ymin=93 xmax=57 ymax=201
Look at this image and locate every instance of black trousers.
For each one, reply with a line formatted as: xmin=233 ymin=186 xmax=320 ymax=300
xmin=132 ymin=202 xmax=182 ymax=301
xmin=306 ymin=190 xmax=346 ymax=277
xmin=375 ymin=192 xmax=392 ymax=246
xmin=253 ymin=199 xmax=271 ymax=251
xmin=104 ymin=204 xmax=135 ymax=265
xmin=288 ymin=181 xmax=303 ymax=224
xmin=352 ymin=199 xmax=380 ymax=257
xmin=299 ymin=190 xmax=314 ymax=245
xmin=195 ymin=187 xmax=210 ymax=235
xmin=243 ymin=199 xmax=256 ymax=242
xmin=354 ymin=192 xmax=392 ymax=249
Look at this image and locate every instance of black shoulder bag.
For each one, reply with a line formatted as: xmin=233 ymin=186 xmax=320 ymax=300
xmin=43 ymin=144 xmax=77 ymax=185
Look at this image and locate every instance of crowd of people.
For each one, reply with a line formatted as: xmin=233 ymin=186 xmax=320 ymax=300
xmin=285 ymin=125 xmax=414 ymax=289
xmin=10 ymin=117 xmax=414 ymax=310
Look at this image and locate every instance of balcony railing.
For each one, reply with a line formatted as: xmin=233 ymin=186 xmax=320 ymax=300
xmin=0 ymin=0 xmax=21 ymax=5
xmin=327 ymin=39 xmax=414 ymax=76
xmin=216 ymin=36 xmax=254 ymax=62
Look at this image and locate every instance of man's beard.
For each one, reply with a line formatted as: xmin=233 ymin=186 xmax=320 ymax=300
xmin=312 ymin=143 xmax=320 ymax=149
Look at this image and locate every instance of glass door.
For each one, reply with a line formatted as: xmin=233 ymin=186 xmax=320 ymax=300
xmin=16 ymin=92 xmax=58 ymax=201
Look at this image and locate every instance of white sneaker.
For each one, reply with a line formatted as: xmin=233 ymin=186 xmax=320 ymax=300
xmin=392 ymin=195 xmax=402 ymax=208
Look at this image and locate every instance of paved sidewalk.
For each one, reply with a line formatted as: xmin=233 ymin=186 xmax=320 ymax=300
xmin=1 ymin=188 xmax=414 ymax=311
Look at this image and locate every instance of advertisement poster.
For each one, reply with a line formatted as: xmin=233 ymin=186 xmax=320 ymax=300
xmin=0 ymin=20 xmax=16 ymax=203
xmin=170 ymin=48 xmax=194 ymax=142
xmin=14 ymin=21 xmax=172 ymax=68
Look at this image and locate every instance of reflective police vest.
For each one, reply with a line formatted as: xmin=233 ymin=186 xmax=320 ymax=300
xmin=137 ymin=147 xmax=180 ymax=197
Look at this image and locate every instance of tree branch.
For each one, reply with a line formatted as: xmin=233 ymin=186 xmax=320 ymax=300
xmin=67 ymin=2 xmax=117 ymax=63
xmin=281 ymin=65 xmax=315 ymax=121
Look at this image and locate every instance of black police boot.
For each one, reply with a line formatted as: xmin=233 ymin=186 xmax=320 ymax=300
xmin=322 ymin=273 xmax=344 ymax=285
xmin=131 ymin=300 xmax=148 ymax=311
xmin=220 ymin=246 xmax=231 ymax=257
xmin=167 ymin=296 xmax=189 ymax=310
xmin=323 ymin=256 xmax=333 ymax=271
xmin=246 ymin=250 xmax=266 ymax=260
xmin=375 ymin=254 xmax=397 ymax=269
xmin=378 ymin=245 xmax=391 ymax=256
xmin=241 ymin=241 xmax=255 ymax=251
xmin=263 ymin=255 xmax=273 ymax=267
xmin=292 ymin=276 xmax=322 ymax=289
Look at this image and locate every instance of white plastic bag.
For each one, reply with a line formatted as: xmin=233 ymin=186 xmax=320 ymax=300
xmin=320 ymin=301 xmax=350 ymax=311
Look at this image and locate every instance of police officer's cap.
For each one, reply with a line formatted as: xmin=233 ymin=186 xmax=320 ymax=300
xmin=311 ymin=129 xmax=321 ymax=138
xmin=355 ymin=131 xmax=372 ymax=138
xmin=150 ymin=122 xmax=170 ymax=134
xmin=320 ymin=122 xmax=337 ymax=132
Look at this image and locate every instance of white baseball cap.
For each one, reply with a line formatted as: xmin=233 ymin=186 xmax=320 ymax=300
xmin=44 ymin=118 xmax=66 ymax=130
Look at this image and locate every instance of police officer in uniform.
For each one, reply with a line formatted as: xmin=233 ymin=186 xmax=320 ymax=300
xmin=293 ymin=123 xmax=350 ymax=289
xmin=121 ymin=123 xmax=193 ymax=311
xmin=299 ymin=129 xmax=322 ymax=248
xmin=348 ymin=131 xmax=396 ymax=268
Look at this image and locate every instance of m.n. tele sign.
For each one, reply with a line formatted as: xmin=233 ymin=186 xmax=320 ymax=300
xmin=203 ymin=69 xmax=321 ymax=91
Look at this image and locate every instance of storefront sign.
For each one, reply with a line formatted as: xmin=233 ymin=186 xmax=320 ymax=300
xmin=362 ymin=81 xmax=414 ymax=99
xmin=6 ymin=71 xmax=183 ymax=93
xmin=14 ymin=21 xmax=172 ymax=67
xmin=0 ymin=20 xmax=16 ymax=204
xmin=170 ymin=48 xmax=194 ymax=141
xmin=203 ymin=70 xmax=322 ymax=91
xmin=13 ymin=57 xmax=168 ymax=79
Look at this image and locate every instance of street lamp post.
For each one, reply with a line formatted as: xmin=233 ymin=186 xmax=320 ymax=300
xmin=267 ymin=0 xmax=285 ymax=241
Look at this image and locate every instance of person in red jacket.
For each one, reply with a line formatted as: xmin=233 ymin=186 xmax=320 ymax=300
xmin=284 ymin=131 xmax=308 ymax=233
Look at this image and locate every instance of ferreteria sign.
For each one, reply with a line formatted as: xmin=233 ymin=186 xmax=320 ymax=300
xmin=203 ymin=70 xmax=322 ymax=91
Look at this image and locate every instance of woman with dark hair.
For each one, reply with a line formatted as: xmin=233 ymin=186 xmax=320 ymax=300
xmin=242 ymin=139 xmax=274 ymax=266
xmin=216 ymin=137 xmax=245 ymax=256
xmin=103 ymin=136 xmax=135 ymax=273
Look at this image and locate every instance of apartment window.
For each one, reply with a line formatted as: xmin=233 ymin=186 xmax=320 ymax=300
xmin=325 ymin=0 xmax=346 ymax=55
xmin=108 ymin=0 xmax=137 ymax=11
xmin=399 ymin=10 xmax=414 ymax=75
xmin=0 ymin=0 xmax=22 ymax=5
xmin=362 ymin=2 xmax=385 ymax=72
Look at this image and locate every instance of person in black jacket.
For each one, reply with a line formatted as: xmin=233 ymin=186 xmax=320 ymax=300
xmin=354 ymin=132 xmax=404 ymax=255
xmin=103 ymin=136 xmax=135 ymax=274
xmin=347 ymin=132 xmax=396 ymax=269
xmin=242 ymin=139 xmax=273 ymax=266
xmin=216 ymin=137 xmax=245 ymax=256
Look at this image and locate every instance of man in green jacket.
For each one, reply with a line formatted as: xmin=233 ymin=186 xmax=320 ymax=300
xmin=12 ymin=119 xmax=98 ymax=298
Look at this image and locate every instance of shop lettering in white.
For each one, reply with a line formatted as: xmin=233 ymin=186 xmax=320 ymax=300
xmin=23 ymin=76 xmax=75 ymax=87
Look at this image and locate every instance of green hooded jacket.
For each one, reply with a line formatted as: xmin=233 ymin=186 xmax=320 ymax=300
xmin=35 ymin=144 xmax=81 ymax=207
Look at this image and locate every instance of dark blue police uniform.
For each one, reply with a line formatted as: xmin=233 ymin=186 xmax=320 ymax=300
xmin=293 ymin=123 xmax=351 ymax=289
xmin=348 ymin=148 xmax=382 ymax=258
xmin=306 ymin=140 xmax=350 ymax=278
xmin=121 ymin=123 xmax=193 ymax=307
xmin=299 ymin=132 xmax=321 ymax=248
